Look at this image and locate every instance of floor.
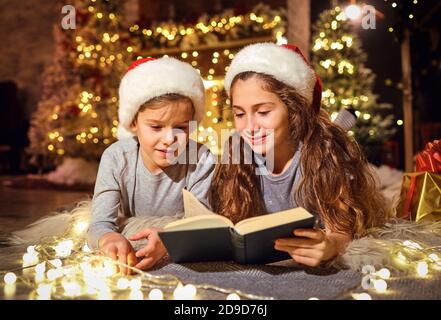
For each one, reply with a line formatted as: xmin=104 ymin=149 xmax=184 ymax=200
xmin=0 ymin=176 xmax=91 ymax=233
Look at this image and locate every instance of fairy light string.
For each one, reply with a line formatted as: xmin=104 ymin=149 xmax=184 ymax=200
xmin=3 ymin=216 xmax=441 ymax=300
xmin=346 ymin=238 xmax=441 ymax=299
xmin=4 ymin=219 xmax=441 ymax=300
xmin=1 ymin=220 xmax=274 ymax=300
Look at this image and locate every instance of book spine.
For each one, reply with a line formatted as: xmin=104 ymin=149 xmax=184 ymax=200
xmin=230 ymin=228 xmax=246 ymax=263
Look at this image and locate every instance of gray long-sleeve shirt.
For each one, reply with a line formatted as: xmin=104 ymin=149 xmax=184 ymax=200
xmin=255 ymin=144 xmax=303 ymax=213
xmin=87 ymin=136 xmax=216 ymax=249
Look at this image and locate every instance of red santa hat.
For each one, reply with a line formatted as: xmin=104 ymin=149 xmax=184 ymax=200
xmin=117 ymin=57 xmax=205 ymax=139
xmin=224 ymin=43 xmax=322 ymax=113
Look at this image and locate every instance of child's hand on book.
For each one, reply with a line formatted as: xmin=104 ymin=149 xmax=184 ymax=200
xmin=98 ymin=232 xmax=137 ymax=275
xmin=128 ymin=227 xmax=168 ymax=270
xmin=274 ymin=228 xmax=338 ymax=267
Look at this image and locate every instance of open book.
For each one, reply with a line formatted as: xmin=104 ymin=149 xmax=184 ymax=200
xmin=158 ymin=190 xmax=316 ymax=264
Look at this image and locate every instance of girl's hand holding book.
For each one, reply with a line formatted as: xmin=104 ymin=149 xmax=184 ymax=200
xmin=274 ymin=228 xmax=343 ymax=267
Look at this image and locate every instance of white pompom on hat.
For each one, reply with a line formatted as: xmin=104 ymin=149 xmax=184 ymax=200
xmin=224 ymin=43 xmax=323 ymax=113
xmin=117 ymin=57 xmax=205 ymax=139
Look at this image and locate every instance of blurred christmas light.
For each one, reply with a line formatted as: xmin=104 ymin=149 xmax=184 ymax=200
xmin=226 ymin=293 xmax=241 ymax=300
xmin=373 ymin=279 xmax=388 ymax=293
xmin=4 ymin=272 xmax=17 ymax=285
xmin=417 ymin=262 xmax=429 ymax=277
xmin=149 ymin=288 xmax=164 ymax=300
xmin=352 ymin=293 xmax=372 ymax=300
xmin=344 ymin=4 xmax=362 ymax=20
xmin=377 ymin=268 xmax=391 ymax=280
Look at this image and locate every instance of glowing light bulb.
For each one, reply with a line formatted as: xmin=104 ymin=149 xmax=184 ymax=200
xmin=345 ymin=4 xmax=362 ymax=20
xmin=129 ymin=290 xmax=144 ymax=300
xmin=34 ymin=272 xmax=45 ymax=283
xmin=23 ymin=252 xmax=39 ymax=267
xmin=97 ymin=288 xmax=112 ymax=300
xmin=373 ymin=279 xmax=388 ymax=293
xmin=403 ymin=240 xmax=422 ymax=249
xmin=396 ymin=251 xmax=407 ymax=263
xmin=49 ymin=259 xmax=62 ymax=268
xmin=47 ymin=268 xmax=63 ymax=281
xmin=377 ymin=268 xmax=391 ymax=280
xmin=130 ymin=278 xmax=142 ymax=291
xmin=429 ymin=254 xmax=439 ymax=262
xmin=361 ymin=265 xmax=375 ymax=274
xmin=62 ymin=266 xmax=76 ymax=276
xmin=54 ymin=239 xmax=74 ymax=258
xmin=417 ymin=261 xmax=429 ymax=277
xmin=36 ymin=284 xmax=52 ymax=300
xmin=73 ymin=220 xmax=89 ymax=235
xmin=182 ymin=284 xmax=197 ymax=299
xmin=361 ymin=274 xmax=375 ymax=290
xmin=27 ymin=246 xmax=36 ymax=254
xmin=82 ymin=243 xmax=91 ymax=253
xmin=148 ymin=288 xmax=164 ymax=300
xmin=308 ymin=297 xmax=319 ymax=300
xmin=4 ymin=272 xmax=17 ymax=285
xmin=226 ymin=293 xmax=241 ymax=300
xmin=352 ymin=293 xmax=372 ymax=300
xmin=102 ymin=259 xmax=117 ymax=277
xmin=276 ymin=36 xmax=287 ymax=45
xmin=117 ymin=278 xmax=130 ymax=290
xmin=62 ymin=280 xmax=82 ymax=297
xmin=173 ymin=283 xmax=186 ymax=300
xmin=35 ymin=262 xmax=46 ymax=274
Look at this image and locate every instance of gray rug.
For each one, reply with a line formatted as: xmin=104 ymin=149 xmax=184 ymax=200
xmin=150 ymin=260 xmax=362 ymax=300
xmin=1 ymin=245 xmax=440 ymax=300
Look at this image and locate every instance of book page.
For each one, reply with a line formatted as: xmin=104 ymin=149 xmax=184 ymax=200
xmin=182 ymin=189 xmax=216 ymax=217
xmin=234 ymin=207 xmax=313 ymax=235
xmin=163 ymin=214 xmax=233 ymax=231
xmin=162 ymin=190 xmax=235 ymax=231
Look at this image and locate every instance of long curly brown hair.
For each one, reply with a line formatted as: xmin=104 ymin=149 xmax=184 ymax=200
xmin=209 ymin=72 xmax=389 ymax=237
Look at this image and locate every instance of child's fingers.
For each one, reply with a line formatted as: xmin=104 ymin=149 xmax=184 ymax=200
xmin=134 ymin=257 xmax=154 ymax=270
xmin=273 ymin=243 xmax=291 ymax=254
xmin=275 ymin=237 xmax=317 ymax=248
xmin=135 ymin=242 xmax=155 ymax=258
xmin=117 ymin=250 xmax=129 ymax=275
xmin=126 ymin=251 xmax=137 ymax=275
xmin=275 ymin=243 xmax=309 ymax=256
xmin=291 ymin=254 xmax=321 ymax=267
xmin=293 ymin=228 xmax=325 ymax=241
xmin=103 ymin=246 xmax=118 ymax=261
xmin=274 ymin=244 xmax=323 ymax=260
xmin=128 ymin=229 xmax=153 ymax=241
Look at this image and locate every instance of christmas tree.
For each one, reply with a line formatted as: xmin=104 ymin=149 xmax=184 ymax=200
xmin=311 ymin=6 xmax=396 ymax=161
xmin=28 ymin=0 xmax=136 ymax=168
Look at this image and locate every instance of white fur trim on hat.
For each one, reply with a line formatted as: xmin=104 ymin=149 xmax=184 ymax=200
xmin=117 ymin=57 xmax=205 ymax=139
xmin=224 ymin=43 xmax=316 ymax=105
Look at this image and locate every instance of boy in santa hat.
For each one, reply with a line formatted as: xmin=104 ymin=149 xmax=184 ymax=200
xmin=88 ymin=57 xmax=215 ymax=273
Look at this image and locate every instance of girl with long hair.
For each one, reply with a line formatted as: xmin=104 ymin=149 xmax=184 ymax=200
xmin=210 ymin=43 xmax=389 ymax=267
